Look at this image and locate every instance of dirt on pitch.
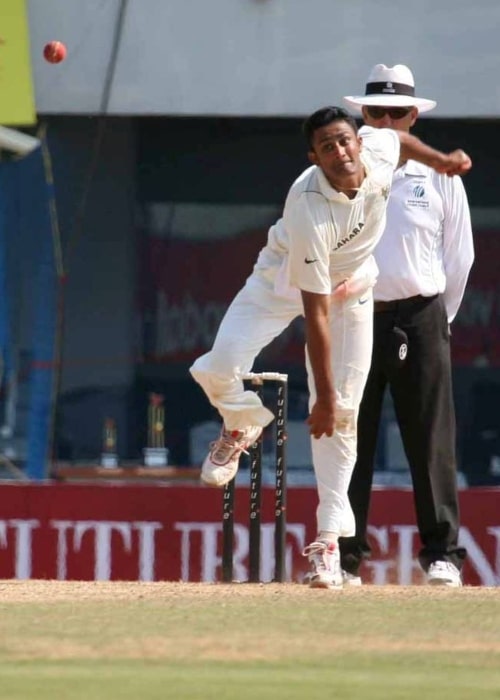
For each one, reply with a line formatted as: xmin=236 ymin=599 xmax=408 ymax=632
xmin=0 ymin=579 xmax=498 ymax=603
xmin=0 ymin=581 xmax=499 ymax=661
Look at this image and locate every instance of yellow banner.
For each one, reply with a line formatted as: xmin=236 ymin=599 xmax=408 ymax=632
xmin=0 ymin=0 xmax=36 ymax=125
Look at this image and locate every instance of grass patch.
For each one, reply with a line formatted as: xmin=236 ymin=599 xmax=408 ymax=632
xmin=0 ymin=582 xmax=499 ymax=699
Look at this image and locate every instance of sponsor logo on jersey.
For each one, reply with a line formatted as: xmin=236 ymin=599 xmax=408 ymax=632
xmin=335 ymin=222 xmax=365 ymax=249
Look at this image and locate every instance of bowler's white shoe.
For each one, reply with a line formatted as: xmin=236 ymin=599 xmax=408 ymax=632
xmin=342 ymin=570 xmax=362 ymax=587
xmin=201 ymin=425 xmax=262 ymax=487
xmin=427 ymin=561 xmax=462 ymax=587
xmin=302 ymin=540 xmax=343 ymax=589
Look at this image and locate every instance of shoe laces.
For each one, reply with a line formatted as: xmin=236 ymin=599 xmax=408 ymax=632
xmin=302 ymin=541 xmax=335 ymax=572
xmin=209 ymin=429 xmax=251 ymax=463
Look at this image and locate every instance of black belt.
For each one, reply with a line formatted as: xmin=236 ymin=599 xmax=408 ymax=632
xmin=374 ymin=294 xmax=437 ymax=313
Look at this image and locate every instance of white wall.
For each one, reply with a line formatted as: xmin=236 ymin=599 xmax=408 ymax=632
xmin=28 ymin=0 xmax=500 ymax=118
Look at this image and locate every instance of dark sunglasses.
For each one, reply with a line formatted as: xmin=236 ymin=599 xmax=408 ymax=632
xmin=365 ymin=106 xmax=413 ymax=120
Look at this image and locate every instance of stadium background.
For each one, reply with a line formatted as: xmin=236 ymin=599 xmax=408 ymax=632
xmin=0 ymin=0 xmax=499 ymax=584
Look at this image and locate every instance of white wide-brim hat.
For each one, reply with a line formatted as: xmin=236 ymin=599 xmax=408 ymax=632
xmin=344 ymin=64 xmax=436 ymax=113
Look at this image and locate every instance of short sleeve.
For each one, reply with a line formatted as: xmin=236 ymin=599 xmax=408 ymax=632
xmin=359 ymin=125 xmax=400 ymax=170
xmin=284 ymin=194 xmax=332 ymax=295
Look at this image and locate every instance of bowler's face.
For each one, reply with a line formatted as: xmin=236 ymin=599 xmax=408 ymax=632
xmin=308 ymin=121 xmax=363 ymax=186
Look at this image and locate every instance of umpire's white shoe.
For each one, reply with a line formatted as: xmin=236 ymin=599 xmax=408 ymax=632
xmin=342 ymin=570 xmax=363 ymax=587
xmin=302 ymin=540 xmax=343 ymax=589
xmin=427 ymin=561 xmax=462 ymax=587
xmin=201 ymin=425 xmax=262 ymax=487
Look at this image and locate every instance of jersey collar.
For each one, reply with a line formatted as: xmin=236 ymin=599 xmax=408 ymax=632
xmin=399 ymin=159 xmax=429 ymax=176
xmin=316 ymin=165 xmax=367 ymax=202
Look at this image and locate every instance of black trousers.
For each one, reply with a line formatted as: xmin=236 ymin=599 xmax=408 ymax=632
xmin=339 ymin=294 xmax=467 ymax=575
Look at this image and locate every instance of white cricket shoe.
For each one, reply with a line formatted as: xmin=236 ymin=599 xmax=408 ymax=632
xmin=427 ymin=561 xmax=462 ymax=587
xmin=302 ymin=540 xmax=343 ymax=589
xmin=200 ymin=425 xmax=262 ymax=487
xmin=342 ymin=570 xmax=362 ymax=587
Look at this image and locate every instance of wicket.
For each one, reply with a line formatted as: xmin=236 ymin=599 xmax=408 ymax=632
xmin=222 ymin=372 xmax=288 ymax=583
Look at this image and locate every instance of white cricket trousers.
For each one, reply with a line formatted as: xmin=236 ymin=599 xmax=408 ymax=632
xmin=190 ymin=276 xmax=374 ymax=537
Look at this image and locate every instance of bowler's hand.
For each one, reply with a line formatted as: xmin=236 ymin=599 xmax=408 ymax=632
xmin=331 ymin=274 xmax=375 ymax=302
xmin=331 ymin=279 xmax=349 ymax=302
xmin=438 ymin=149 xmax=472 ymax=177
xmin=307 ymin=398 xmax=335 ymax=439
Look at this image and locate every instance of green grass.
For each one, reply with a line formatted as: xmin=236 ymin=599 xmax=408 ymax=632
xmin=0 ymin=582 xmax=499 ymax=700
xmin=0 ymin=656 xmax=499 ymax=700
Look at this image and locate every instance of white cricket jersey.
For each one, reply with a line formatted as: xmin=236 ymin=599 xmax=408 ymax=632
xmin=251 ymin=126 xmax=400 ymax=298
xmin=373 ymin=160 xmax=474 ymax=322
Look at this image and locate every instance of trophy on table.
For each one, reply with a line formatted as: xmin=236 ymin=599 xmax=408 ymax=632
xmin=143 ymin=393 xmax=169 ymax=467
xmin=101 ymin=418 xmax=118 ymax=468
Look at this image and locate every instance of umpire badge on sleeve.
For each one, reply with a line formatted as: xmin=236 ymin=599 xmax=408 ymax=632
xmin=388 ymin=326 xmax=408 ymax=368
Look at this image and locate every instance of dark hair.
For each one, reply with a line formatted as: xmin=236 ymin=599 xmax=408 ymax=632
xmin=302 ymin=106 xmax=358 ymax=150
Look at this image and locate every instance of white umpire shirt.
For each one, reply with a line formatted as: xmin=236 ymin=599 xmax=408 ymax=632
xmin=372 ymin=159 xmax=474 ymax=322
xmin=250 ymin=126 xmax=400 ymax=300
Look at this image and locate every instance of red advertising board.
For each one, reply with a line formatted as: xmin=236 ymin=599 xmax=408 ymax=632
xmin=0 ymin=484 xmax=498 ymax=586
xmin=139 ymin=228 xmax=500 ymax=367
xmin=450 ymin=229 xmax=500 ymax=366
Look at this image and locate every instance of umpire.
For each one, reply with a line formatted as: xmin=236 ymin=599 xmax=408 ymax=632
xmin=339 ymin=64 xmax=475 ymax=587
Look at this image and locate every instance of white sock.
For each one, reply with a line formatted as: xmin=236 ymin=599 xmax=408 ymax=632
xmin=318 ymin=531 xmax=338 ymax=545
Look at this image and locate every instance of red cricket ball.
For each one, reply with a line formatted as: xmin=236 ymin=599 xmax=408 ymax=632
xmin=43 ymin=41 xmax=67 ymax=64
